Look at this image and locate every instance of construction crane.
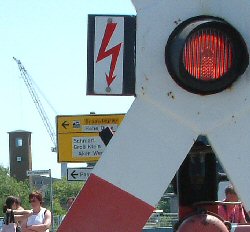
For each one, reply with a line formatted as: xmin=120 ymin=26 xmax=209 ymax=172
xmin=13 ymin=57 xmax=57 ymax=152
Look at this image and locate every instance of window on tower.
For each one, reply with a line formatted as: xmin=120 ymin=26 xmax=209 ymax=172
xmin=16 ymin=138 xmax=23 ymax=147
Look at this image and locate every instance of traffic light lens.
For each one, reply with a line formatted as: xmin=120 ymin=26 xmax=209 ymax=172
xmin=183 ymin=29 xmax=233 ymax=81
xmin=165 ymin=16 xmax=249 ymax=95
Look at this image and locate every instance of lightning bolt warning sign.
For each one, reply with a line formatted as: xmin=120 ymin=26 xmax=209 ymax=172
xmin=94 ymin=17 xmax=124 ymax=94
xmin=87 ymin=15 xmax=136 ymax=96
xmin=96 ymin=21 xmax=122 ymax=88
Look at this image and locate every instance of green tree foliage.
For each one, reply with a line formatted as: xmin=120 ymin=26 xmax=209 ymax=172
xmin=0 ymin=165 xmax=84 ymax=216
xmin=157 ymin=197 xmax=170 ymax=212
xmin=54 ymin=178 xmax=84 ymax=214
xmin=53 ymin=198 xmax=65 ymax=216
xmin=44 ymin=177 xmax=84 ymax=215
xmin=156 ymin=184 xmax=175 ymax=212
xmin=0 ymin=166 xmax=30 ymax=216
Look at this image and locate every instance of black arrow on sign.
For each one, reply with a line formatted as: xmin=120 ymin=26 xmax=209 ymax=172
xmin=62 ymin=121 xmax=70 ymax=129
xmin=71 ymin=170 xmax=79 ymax=179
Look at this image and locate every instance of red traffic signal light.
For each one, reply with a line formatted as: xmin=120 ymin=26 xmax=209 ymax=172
xmin=165 ymin=16 xmax=249 ymax=95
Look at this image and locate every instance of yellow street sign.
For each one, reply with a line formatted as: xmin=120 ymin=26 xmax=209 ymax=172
xmin=57 ymin=114 xmax=125 ymax=133
xmin=57 ymin=114 xmax=125 ymax=162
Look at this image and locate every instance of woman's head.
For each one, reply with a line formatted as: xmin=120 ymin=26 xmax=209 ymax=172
xmin=15 ymin=197 xmax=22 ymax=207
xmin=3 ymin=196 xmax=17 ymax=213
xmin=66 ymin=196 xmax=75 ymax=209
xmin=29 ymin=191 xmax=43 ymax=208
xmin=225 ymin=185 xmax=239 ymax=202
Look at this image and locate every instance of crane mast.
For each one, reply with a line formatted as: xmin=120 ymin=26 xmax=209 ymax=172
xmin=13 ymin=57 xmax=57 ymax=152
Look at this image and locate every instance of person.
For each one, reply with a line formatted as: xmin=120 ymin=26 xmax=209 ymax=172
xmin=4 ymin=196 xmax=32 ymax=232
xmin=15 ymin=197 xmax=25 ymax=232
xmin=21 ymin=191 xmax=51 ymax=232
xmin=2 ymin=196 xmax=29 ymax=232
xmin=61 ymin=196 xmax=76 ymax=222
xmin=2 ymin=196 xmax=17 ymax=225
xmin=66 ymin=196 xmax=75 ymax=210
xmin=218 ymin=185 xmax=247 ymax=223
xmin=15 ymin=197 xmax=24 ymax=211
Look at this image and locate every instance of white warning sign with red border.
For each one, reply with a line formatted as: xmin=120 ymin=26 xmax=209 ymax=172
xmin=87 ymin=15 xmax=136 ymax=96
xmin=94 ymin=16 xmax=124 ymax=94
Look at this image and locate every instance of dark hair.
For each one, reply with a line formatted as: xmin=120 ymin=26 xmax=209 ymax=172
xmin=225 ymin=185 xmax=237 ymax=195
xmin=29 ymin=191 xmax=43 ymax=203
xmin=3 ymin=196 xmax=17 ymax=213
xmin=67 ymin=197 xmax=75 ymax=203
xmin=15 ymin=197 xmax=21 ymax=206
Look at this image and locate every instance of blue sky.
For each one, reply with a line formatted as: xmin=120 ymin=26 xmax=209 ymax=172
xmin=0 ymin=0 xmax=136 ymax=178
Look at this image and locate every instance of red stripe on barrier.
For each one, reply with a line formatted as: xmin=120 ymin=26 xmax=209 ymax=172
xmin=58 ymin=174 xmax=154 ymax=232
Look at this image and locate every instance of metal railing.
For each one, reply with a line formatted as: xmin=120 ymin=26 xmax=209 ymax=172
xmin=52 ymin=215 xmax=64 ymax=231
xmin=52 ymin=213 xmax=178 ymax=231
xmin=144 ymin=212 xmax=178 ymax=228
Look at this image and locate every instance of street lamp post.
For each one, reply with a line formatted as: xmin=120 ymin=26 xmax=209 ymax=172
xmin=49 ymin=169 xmax=54 ymax=232
xmin=26 ymin=169 xmax=54 ymax=232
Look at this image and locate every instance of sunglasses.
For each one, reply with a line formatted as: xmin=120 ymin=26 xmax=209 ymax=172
xmin=29 ymin=199 xmax=38 ymax=203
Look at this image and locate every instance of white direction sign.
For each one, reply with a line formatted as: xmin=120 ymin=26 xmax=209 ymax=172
xmin=26 ymin=170 xmax=51 ymax=176
xmin=83 ymin=124 xmax=119 ymax=133
xmin=67 ymin=168 xmax=93 ymax=181
xmin=72 ymin=136 xmax=105 ymax=158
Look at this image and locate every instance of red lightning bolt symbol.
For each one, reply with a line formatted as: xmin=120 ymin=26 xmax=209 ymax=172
xmin=96 ymin=21 xmax=123 ymax=87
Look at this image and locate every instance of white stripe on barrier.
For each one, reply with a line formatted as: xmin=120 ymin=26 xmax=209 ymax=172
xmin=209 ymin=112 xmax=250 ymax=210
xmin=93 ymin=96 xmax=197 ymax=206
